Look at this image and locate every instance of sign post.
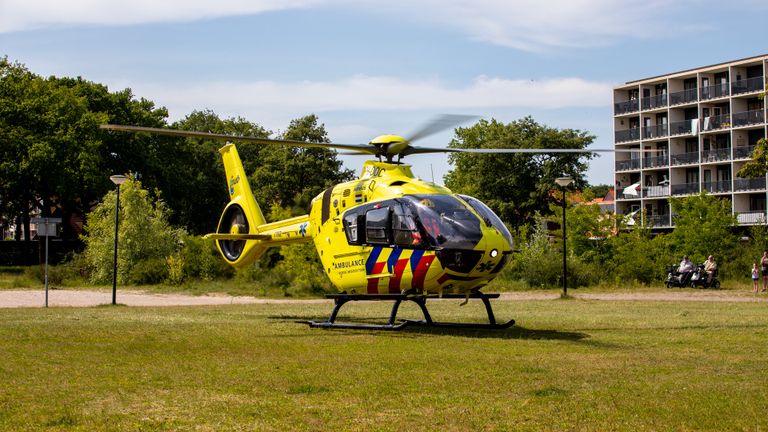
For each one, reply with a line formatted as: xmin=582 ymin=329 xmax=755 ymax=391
xmin=30 ymin=217 xmax=61 ymax=307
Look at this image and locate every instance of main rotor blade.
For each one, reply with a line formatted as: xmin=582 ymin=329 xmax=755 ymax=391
xmin=100 ymin=124 xmax=378 ymax=154
xmin=403 ymin=146 xmax=656 ymax=155
xmin=405 ymin=114 xmax=478 ymax=144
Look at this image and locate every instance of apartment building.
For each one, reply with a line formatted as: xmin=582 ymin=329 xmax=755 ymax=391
xmin=613 ymin=54 xmax=767 ymax=229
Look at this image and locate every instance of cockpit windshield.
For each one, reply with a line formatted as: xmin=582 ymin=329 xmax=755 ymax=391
xmin=400 ymin=194 xmax=482 ymax=249
xmin=458 ymin=194 xmax=513 ymax=248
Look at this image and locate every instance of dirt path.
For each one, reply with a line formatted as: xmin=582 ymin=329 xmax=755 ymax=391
xmin=0 ymin=289 xmax=329 ymax=308
xmin=0 ymin=288 xmax=765 ymax=308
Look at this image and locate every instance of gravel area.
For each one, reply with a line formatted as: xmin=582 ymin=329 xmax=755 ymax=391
xmin=0 ymin=289 xmax=329 ymax=308
xmin=0 ymin=288 xmax=763 ymax=308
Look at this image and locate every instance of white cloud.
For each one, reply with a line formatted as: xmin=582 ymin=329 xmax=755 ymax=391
xmin=125 ymin=75 xmax=611 ymax=122
xmin=0 ymin=0 xmax=325 ymax=33
xmin=398 ymin=0 xmax=690 ymax=51
xmin=1 ymin=0 xmax=701 ymax=51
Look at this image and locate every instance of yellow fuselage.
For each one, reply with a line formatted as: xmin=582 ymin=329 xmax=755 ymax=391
xmin=307 ymin=161 xmax=513 ymax=295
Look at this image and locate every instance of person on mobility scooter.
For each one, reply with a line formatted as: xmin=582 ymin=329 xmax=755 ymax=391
xmin=665 ymin=255 xmax=695 ymax=288
xmin=691 ymin=255 xmax=720 ymax=289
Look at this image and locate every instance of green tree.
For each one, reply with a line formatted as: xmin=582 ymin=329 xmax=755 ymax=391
xmin=0 ymin=58 xmax=168 ymax=239
xmin=444 ymin=117 xmax=595 ymax=228
xmin=668 ymin=193 xmax=739 ymax=270
xmin=249 ymin=114 xmax=355 ymax=212
xmin=81 ymin=177 xmax=182 ymax=284
xmin=736 ymin=137 xmax=768 ymax=178
xmin=0 ymin=59 xmax=103 ymax=238
xmin=552 ymin=201 xmax=617 ymax=263
xmin=608 ymin=220 xmax=670 ymax=285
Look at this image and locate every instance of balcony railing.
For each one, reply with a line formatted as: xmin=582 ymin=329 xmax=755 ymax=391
xmin=734 ymin=177 xmax=766 ymax=191
xmin=616 ymin=159 xmax=641 ymax=171
xmin=669 ymin=88 xmax=698 ymax=105
xmin=615 ymin=128 xmax=640 ymax=143
xmin=643 ymin=155 xmax=668 ymax=168
xmin=648 ymin=214 xmax=672 ymax=227
xmin=641 ymin=94 xmax=668 ymax=110
xmin=700 ymin=82 xmax=730 ymax=100
xmin=668 ymin=120 xmax=693 ymax=136
xmin=701 ymin=147 xmax=731 ymax=163
xmin=702 ymin=113 xmax=731 ymax=131
xmin=671 ymin=182 xmax=699 ymax=195
xmin=671 ymin=151 xmax=699 ymax=166
xmin=615 ymin=99 xmax=639 ymax=115
xmin=644 ymin=185 xmax=669 ymax=198
xmin=703 ymin=180 xmax=732 ymax=193
xmin=737 ymin=211 xmax=766 ymax=225
xmin=616 ymin=190 xmax=641 ymax=200
xmin=642 ymin=123 xmax=668 ymax=140
xmin=734 ymin=144 xmax=757 ymax=160
xmin=732 ymin=109 xmax=764 ymax=128
xmin=731 ymin=76 xmax=764 ymax=95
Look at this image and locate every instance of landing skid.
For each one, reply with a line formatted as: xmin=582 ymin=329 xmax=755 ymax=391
xmin=307 ymin=292 xmax=515 ymax=330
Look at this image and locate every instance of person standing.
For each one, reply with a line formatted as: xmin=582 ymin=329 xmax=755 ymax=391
xmin=752 ymin=262 xmax=760 ymax=294
xmin=761 ymin=250 xmax=768 ymax=292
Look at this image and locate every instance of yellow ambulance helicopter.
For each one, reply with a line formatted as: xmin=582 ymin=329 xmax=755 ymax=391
xmin=102 ymin=117 xmax=622 ymax=330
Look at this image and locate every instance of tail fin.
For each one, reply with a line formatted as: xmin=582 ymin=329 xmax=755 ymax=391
xmin=214 ymin=143 xmax=268 ymax=267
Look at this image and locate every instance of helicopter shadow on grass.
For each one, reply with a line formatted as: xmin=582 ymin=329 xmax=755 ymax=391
xmin=268 ymin=314 xmax=591 ymax=342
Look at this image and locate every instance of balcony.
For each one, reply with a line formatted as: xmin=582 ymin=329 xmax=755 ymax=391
xmin=616 ymin=190 xmax=641 ymax=200
xmin=734 ymin=177 xmax=766 ymax=191
xmin=669 ymin=88 xmax=698 ymax=105
xmin=641 ymin=94 xmax=668 ymax=110
xmin=642 ymin=123 xmax=668 ymax=140
xmin=668 ymin=119 xmax=694 ymax=136
xmin=648 ymin=214 xmax=672 ymax=227
xmin=703 ymin=180 xmax=731 ymax=193
xmin=731 ymin=109 xmax=764 ymax=128
xmin=701 ymin=147 xmax=731 ymax=163
xmin=642 ymin=155 xmax=668 ymax=168
xmin=615 ymin=128 xmax=640 ymax=143
xmin=700 ymin=82 xmax=730 ymax=100
xmin=671 ymin=182 xmax=699 ymax=195
xmin=615 ymin=99 xmax=639 ymax=115
xmin=644 ymin=185 xmax=670 ymax=198
xmin=731 ymin=76 xmax=764 ymax=95
xmin=737 ymin=211 xmax=766 ymax=225
xmin=616 ymin=159 xmax=641 ymax=171
xmin=671 ymin=151 xmax=699 ymax=166
xmin=702 ymin=113 xmax=731 ymax=131
xmin=734 ymin=144 xmax=757 ymax=160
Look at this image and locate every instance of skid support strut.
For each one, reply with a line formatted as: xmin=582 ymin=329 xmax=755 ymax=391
xmin=307 ymin=292 xmax=515 ymax=330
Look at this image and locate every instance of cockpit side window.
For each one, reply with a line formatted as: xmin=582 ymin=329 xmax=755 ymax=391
xmin=365 ymin=207 xmax=391 ymax=245
xmin=343 ymin=211 xmax=363 ymax=245
xmin=392 ymin=204 xmax=423 ymax=247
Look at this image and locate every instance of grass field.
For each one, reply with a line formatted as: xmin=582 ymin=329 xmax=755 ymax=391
xmin=1 ymin=297 xmax=767 ymax=431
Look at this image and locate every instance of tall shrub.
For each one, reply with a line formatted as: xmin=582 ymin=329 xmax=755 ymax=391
xmin=81 ymin=177 xmax=182 ymax=284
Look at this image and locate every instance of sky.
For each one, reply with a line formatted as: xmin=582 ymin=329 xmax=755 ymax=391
xmin=2 ymin=0 xmax=767 ymax=186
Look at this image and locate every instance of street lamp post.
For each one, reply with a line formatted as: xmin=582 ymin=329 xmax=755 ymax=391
xmin=109 ymin=175 xmax=128 ymax=305
xmin=555 ymin=175 xmax=574 ymax=297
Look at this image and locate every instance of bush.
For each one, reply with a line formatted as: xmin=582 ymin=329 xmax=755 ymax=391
xmin=127 ymin=258 xmax=168 ymax=285
xmin=81 ymin=178 xmax=183 ymax=285
xmin=177 ymin=235 xmax=232 ymax=282
xmin=503 ymin=219 xmax=564 ymax=288
xmin=24 ymin=265 xmax=64 ymax=285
